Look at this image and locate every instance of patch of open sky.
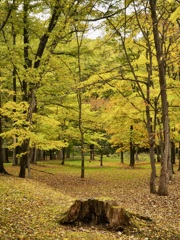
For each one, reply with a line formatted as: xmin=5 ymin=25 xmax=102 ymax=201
xmin=85 ymin=20 xmax=105 ymax=39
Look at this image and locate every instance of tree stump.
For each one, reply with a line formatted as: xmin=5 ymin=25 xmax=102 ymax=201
xmin=59 ymin=199 xmax=152 ymax=231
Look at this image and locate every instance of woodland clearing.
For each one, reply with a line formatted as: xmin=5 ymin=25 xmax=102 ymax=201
xmin=0 ymin=155 xmax=180 ymax=240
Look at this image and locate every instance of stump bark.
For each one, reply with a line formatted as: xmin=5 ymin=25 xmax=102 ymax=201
xmin=59 ymin=199 xmax=152 ymax=231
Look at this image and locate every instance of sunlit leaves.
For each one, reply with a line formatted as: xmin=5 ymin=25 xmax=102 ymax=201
xmin=169 ymin=6 xmax=180 ymax=22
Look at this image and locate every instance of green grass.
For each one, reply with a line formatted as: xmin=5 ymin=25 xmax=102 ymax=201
xmin=5 ymin=152 xmax=159 ymax=176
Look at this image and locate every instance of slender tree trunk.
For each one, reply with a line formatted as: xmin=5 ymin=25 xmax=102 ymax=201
xmin=149 ymin=143 xmax=156 ymax=193
xmin=145 ymin=27 xmax=156 ymax=193
xmin=100 ymin=149 xmax=103 ymax=166
xmin=121 ymin=151 xmax=124 ymax=164
xmin=79 ymin=93 xmax=85 ymax=178
xmin=90 ymin=144 xmax=95 ymax=161
xmin=129 ymin=125 xmax=135 ymax=167
xmin=33 ymin=147 xmax=37 ymax=164
xmin=170 ymin=141 xmax=175 ymax=174
xmin=19 ymin=0 xmax=31 ymax=177
xmin=61 ymin=147 xmax=65 ymax=165
xmin=49 ymin=150 xmax=54 ymax=160
xmin=27 ymin=150 xmax=31 ymax=178
xmin=156 ymin=145 xmax=161 ymax=163
xmin=168 ymin=141 xmax=173 ymax=180
xmin=120 ymin=143 xmax=124 ymax=163
xmin=12 ymin=137 xmax=19 ymax=166
xmin=147 ymin=115 xmax=156 ymax=193
xmin=12 ymin=18 xmax=19 ymax=165
xmin=75 ymin=24 xmax=86 ymax=179
xmin=0 ymin=90 xmax=8 ymax=174
xmin=178 ymin=142 xmax=180 ymax=171
xmin=150 ymin=0 xmax=169 ymax=196
xmin=0 ymin=121 xmax=8 ymax=174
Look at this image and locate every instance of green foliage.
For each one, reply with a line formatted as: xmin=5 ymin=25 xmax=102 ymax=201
xmin=0 ymin=0 xmax=180 ymax=181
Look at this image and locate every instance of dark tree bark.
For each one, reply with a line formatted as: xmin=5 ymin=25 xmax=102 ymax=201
xmin=178 ymin=142 xmax=180 ymax=171
xmin=75 ymin=26 xmax=85 ymax=179
xmin=11 ymin=16 xmax=19 ymax=166
xmin=170 ymin=141 xmax=175 ymax=174
xmin=61 ymin=148 xmax=66 ymax=165
xmin=90 ymin=144 xmax=95 ymax=161
xmin=0 ymin=1 xmax=14 ymax=31
xmin=49 ymin=150 xmax=54 ymax=160
xmin=148 ymin=110 xmax=156 ymax=193
xmin=0 ymin=120 xmax=8 ymax=174
xmin=171 ymin=141 xmax=176 ymax=165
xmin=121 ymin=151 xmax=124 ymax=164
xmin=19 ymin=139 xmax=29 ymax=178
xmin=149 ymin=0 xmax=170 ymax=196
xmin=29 ymin=147 xmax=37 ymax=164
xmin=129 ymin=125 xmax=135 ymax=167
xmin=100 ymin=149 xmax=103 ymax=166
xmin=156 ymin=145 xmax=161 ymax=162
xmin=59 ymin=199 xmax=152 ymax=231
xmin=0 ymin=90 xmax=8 ymax=174
xmin=19 ymin=1 xmax=61 ymax=177
xmin=3 ymin=148 xmax=9 ymax=163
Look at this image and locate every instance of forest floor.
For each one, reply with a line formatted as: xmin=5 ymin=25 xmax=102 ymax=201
xmin=0 ymin=156 xmax=180 ymax=240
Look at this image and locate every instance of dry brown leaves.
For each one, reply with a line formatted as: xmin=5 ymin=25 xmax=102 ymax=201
xmin=1 ymin=162 xmax=180 ymax=240
xmin=30 ymin=162 xmax=180 ymax=239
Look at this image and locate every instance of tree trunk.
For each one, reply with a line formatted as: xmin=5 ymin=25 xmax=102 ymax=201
xmin=33 ymin=147 xmax=37 ymax=164
xmin=171 ymin=141 xmax=176 ymax=165
xmin=0 ymin=138 xmax=8 ymax=174
xmin=12 ymin=19 xmax=19 ymax=166
xmin=156 ymin=145 xmax=161 ymax=163
xmin=12 ymin=137 xmax=19 ymax=166
xmin=100 ymin=149 xmax=103 ymax=166
xmin=18 ymin=1 xmax=61 ymax=178
xmin=80 ymin=139 xmax=85 ymax=178
xmin=0 ymin=93 xmax=8 ymax=174
xmin=121 ymin=151 xmax=124 ymax=164
xmin=75 ymin=27 xmax=85 ymax=179
xmin=129 ymin=125 xmax=135 ymax=167
xmin=147 ymin=117 xmax=156 ymax=194
xmin=19 ymin=139 xmax=29 ymax=178
xmin=3 ymin=148 xmax=9 ymax=163
xmin=178 ymin=142 xmax=180 ymax=171
xmin=90 ymin=144 xmax=95 ymax=161
xmin=120 ymin=143 xmax=124 ymax=163
xmin=49 ymin=150 xmax=54 ymax=160
xmin=61 ymin=147 xmax=66 ymax=165
xmin=168 ymin=141 xmax=173 ymax=180
xmin=149 ymin=0 xmax=169 ymax=196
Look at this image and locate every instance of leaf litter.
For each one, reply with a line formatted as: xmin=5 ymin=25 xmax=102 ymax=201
xmin=0 ymin=162 xmax=179 ymax=240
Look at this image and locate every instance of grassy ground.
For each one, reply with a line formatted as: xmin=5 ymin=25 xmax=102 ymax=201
xmin=0 ymin=153 xmax=180 ymax=240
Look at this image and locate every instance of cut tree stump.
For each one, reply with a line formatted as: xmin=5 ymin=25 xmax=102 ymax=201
xmin=59 ymin=199 xmax=152 ymax=231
